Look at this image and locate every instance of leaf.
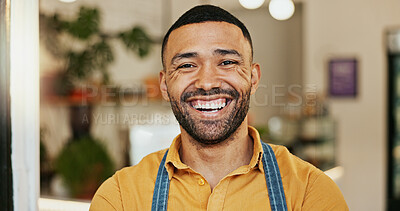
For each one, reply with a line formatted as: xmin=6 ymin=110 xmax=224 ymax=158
xmin=65 ymin=40 xmax=114 ymax=83
xmin=66 ymin=7 xmax=100 ymax=40
xmin=90 ymin=40 xmax=114 ymax=70
xmin=119 ymin=26 xmax=152 ymax=58
xmin=66 ymin=50 xmax=94 ymax=79
xmin=39 ymin=14 xmax=66 ymax=58
xmin=54 ymin=136 xmax=115 ymax=197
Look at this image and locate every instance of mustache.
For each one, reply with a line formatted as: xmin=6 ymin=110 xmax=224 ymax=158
xmin=181 ymin=88 xmax=239 ymax=102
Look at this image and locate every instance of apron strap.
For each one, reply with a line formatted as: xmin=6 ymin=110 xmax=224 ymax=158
xmin=261 ymin=141 xmax=288 ymax=211
xmin=151 ymin=150 xmax=170 ymax=211
xmin=151 ymin=141 xmax=288 ymax=211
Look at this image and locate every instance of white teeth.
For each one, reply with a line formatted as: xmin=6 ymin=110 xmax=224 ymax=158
xmin=219 ymin=102 xmax=226 ymax=109
xmin=192 ymin=101 xmax=226 ymax=110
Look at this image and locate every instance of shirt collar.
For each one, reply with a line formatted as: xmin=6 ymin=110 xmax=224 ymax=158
xmin=165 ymin=126 xmax=264 ymax=179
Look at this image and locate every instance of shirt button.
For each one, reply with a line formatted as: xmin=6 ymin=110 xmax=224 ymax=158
xmin=198 ymin=178 xmax=205 ymax=186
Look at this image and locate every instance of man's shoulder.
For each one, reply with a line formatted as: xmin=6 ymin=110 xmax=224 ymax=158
xmin=270 ymin=144 xmax=349 ymax=210
xmin=99 ymin=148 xmax=167 ymax=192
xmin=116 ymin=148 xmax=168 ymax=180
xmin=267 ymin=143 xmax=348 ymax=210
xmin=91 ymin=149 xmax=168 ymax=210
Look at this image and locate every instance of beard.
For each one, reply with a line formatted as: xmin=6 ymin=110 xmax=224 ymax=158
xmin=168 ymin=87 xmax=251 ymax=146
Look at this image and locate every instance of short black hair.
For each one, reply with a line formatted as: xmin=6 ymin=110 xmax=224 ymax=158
xmin=161 ymin=4 xmax=253 ymax=67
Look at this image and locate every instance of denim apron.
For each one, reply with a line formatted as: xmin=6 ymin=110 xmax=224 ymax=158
xmin=151 ymin=140 xmax=288 ymax=211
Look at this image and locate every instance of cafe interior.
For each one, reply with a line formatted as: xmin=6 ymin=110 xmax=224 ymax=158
xmin=3 ymin=0 xmax=400 ymax=210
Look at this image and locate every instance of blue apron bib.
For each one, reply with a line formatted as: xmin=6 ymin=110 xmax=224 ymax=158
xmin=151 ymin=140 xmax=287 ymax=211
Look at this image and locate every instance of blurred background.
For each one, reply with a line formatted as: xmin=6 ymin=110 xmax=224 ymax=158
xmin=33 ymin=0 xmax=400 ymax=210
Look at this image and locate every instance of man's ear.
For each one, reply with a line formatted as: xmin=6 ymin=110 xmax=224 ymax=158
xmin=250 ymin=63 xmax=261 ymax=95
xmin=159 ymin=70 xmax=170 ymax=101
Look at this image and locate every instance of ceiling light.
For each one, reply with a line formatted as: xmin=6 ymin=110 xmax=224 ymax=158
xmin=239 ymin=0 xmax=266 ymax=10
xmin=268 ymin=0 xmax=295 ymax=21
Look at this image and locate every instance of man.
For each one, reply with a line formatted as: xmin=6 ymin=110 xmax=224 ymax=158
xmin=90 ymin=5 xmax=348 ymax=210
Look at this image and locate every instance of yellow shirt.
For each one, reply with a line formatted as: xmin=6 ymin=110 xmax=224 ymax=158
xmin=90 ymin=126 xmax=348 ymax=210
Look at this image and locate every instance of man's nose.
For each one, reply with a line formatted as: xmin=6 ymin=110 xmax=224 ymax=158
xmin=194 ymin=65 xmax=222 ymax=90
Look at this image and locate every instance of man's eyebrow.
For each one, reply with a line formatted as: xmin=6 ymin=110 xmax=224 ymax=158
xmin=171 ymin=52 xmax=198 ymax=64
xmin=213 ymin=49 xmax=242 ymax=58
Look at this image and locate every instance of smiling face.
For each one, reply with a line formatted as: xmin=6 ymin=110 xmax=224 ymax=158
xmin=160 ymin=21 xmax=260 ymax=145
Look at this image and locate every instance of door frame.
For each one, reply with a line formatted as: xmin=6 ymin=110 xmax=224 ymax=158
xmin=1 ymin=0 xmax=40 ymax=210
xmin=0 ymin=0 xmax=13 ymax=210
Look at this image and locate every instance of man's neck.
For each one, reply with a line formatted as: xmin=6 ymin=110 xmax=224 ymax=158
xmin=179 ymin=122 xmax=254 ymax=190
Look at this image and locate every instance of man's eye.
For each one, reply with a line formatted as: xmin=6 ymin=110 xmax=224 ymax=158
xmin=221 ymin=60 xmax=238 ymax=66
xmin=177 ymin=64 xmax=195 ymax=69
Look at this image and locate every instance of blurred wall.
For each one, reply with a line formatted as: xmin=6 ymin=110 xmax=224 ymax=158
xmin=303 ymin=0 xmax=400 ymax=210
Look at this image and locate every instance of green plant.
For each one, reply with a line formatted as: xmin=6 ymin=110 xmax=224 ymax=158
xmin=54 ymin=136 xmax=115 ymax=198
xmin=40 ymin=7 xmax=153 ymax=95
xmin=255 ymin=125 xmax=270 ymax=142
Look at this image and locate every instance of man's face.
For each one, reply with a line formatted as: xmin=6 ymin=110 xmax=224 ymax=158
xmin=160 ymin=21 xmax=260 ymax=145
